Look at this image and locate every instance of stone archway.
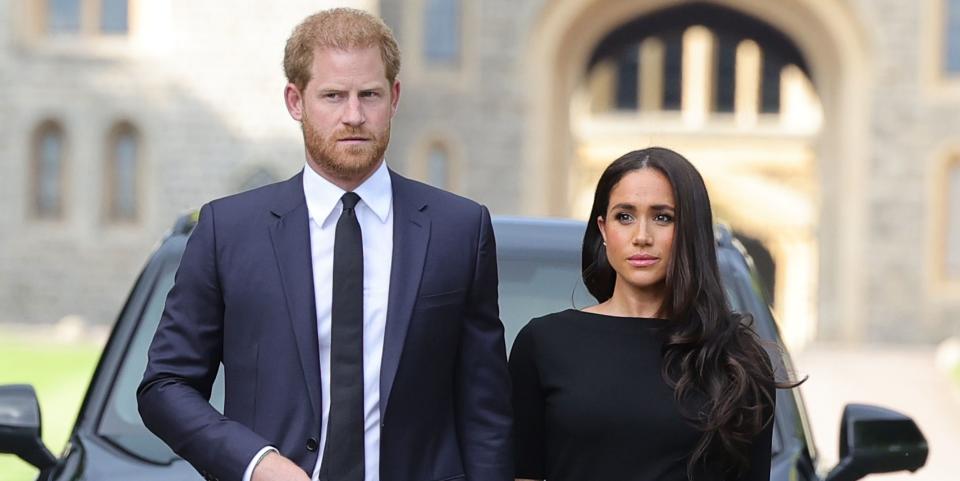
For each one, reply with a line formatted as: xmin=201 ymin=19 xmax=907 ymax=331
xmin=523 ymin=0 xmax=872 ymax=345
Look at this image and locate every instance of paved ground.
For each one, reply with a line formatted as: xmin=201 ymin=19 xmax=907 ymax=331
xmin=795 ymin=343 xmax=960 ymax=480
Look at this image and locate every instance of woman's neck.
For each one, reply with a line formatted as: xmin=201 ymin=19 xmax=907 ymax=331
xmin=586 ymin=282 xmax=666 ymax=318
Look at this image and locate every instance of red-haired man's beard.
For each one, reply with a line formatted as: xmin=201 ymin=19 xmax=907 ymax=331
xmin=302 ymin=116 xmax=390 ymax=182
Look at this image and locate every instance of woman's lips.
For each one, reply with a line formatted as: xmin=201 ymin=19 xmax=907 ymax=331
xmin=627 ymin=255 xmax=659 ymax=267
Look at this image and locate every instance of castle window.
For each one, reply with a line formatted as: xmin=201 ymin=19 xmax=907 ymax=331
xmin=426 ymin=144 xmax=451 ymax=189
xmin=947 ymin=0 xmax=960 ymax=74
xmin=32 ymin=121 xmax=66 ymax=219
xmin=105 ymin=123 xmax=139 ymax=222
xmin=100 ymin=0 xmax=129 ymax=34
xmin=43 ymin=0 xmax=129 ymax=36
xmin=947 ymin=160 xmax=960 ymax=279
xmin=47 ymin=0 xmax=81 ymax=34
xmin=423 ymin=0 xmax=460 ymax=65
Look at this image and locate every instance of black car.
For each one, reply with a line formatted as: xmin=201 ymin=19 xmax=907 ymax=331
xmin=1 ymin=215 xmax=928 ymax=480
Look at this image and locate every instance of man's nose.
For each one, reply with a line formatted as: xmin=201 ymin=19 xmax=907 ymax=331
xmin=342 ymin=95 xmax=365 ymax=126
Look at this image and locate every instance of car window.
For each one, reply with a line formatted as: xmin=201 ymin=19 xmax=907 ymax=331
xmin=718 ymin=252 xmax=785 ymax=457
xmin=498 ymin=254 xmax=595 ymax=350
xmin=97 ymin=255 xmax=225 ymax=463
xmin=718 ymin=246 xmax=818 ymax=464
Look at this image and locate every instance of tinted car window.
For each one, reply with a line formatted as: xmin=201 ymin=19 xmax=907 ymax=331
xmin=499 ymin=257 xmax=595 ymax=350
xmin=718 ymin=245 xmax=817 ymax=463
xmin=96 ymin=258 xmax=225 ymax=463
xmin=717 ymin=250 xmax=784 ymax=456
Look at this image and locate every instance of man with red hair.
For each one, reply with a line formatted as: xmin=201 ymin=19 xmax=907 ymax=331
xmin=139 ymin=8 xmax=512 ymax=481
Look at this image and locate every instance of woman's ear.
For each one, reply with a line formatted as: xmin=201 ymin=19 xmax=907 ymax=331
xmin=597 ymin=215 xmax=607 ymax=245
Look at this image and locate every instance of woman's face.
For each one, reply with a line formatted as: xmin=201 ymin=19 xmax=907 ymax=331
xmin=598 ymin=167 xmax=676 ymax=298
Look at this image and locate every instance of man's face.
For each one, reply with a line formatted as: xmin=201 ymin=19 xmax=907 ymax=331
xmin=286 ymin=45 xmax=400 ymax=184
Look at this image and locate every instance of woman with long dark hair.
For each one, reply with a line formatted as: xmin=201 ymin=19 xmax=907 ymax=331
xmin=510 ymin=147 xmax=785 ymax=481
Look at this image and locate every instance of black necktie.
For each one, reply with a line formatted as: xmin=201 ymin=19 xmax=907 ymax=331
xmin=321 ymin=192 xmax=364 ymax=481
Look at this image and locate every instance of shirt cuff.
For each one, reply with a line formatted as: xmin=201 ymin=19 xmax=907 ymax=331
xmin=242 ymin=446 xmax=278 ymax=481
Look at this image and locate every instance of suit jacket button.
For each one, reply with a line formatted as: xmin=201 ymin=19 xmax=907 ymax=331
xmin=306 ymin=437 xmax=319 ymax=452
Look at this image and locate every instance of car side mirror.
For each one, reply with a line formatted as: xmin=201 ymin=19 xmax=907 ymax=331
xmin=824 ymin=403 xmax=928 ymax=481
xmin=0 ymin=384 xmax=57 ymax=470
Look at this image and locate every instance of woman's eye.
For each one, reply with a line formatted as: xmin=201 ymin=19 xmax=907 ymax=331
xmin=654 ymin=213 xmax=674 ymax=224
xmin=615 ymin=212 xmax=634 ymax=223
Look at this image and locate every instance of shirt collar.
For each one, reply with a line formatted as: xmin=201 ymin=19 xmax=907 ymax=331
xmin=302 ymin=160 xmax=393 ymax=226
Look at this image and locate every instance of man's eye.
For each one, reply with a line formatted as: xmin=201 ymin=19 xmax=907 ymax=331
xmin=360 ymin=91 xmax=380 ymax=99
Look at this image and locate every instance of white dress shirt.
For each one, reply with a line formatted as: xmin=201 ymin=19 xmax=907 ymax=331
xmin=243 ymin=161 xmax=392 ymax=481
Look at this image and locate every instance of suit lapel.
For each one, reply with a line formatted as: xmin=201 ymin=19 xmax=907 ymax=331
xmin=381 ymin=172 xmax=429 ymax=417
xmin=268 ymin=172 xmax=322 ymax=420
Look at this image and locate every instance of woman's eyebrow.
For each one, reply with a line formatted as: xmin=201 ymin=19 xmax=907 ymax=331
xmin=651 ymin=203 xmax=676 ymax=210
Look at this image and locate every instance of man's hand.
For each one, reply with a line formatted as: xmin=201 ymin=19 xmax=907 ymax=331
xmin=251 ymin=451 xmax=311 ymax=481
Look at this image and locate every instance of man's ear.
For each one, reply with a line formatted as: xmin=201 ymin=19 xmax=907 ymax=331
xmin=390 ymin=78 xmax=401 ymax=116
xmin=284 ymin=83 xmax=304 ymax=121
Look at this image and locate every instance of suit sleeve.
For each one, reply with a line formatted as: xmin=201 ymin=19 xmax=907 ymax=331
xmin=137 ymin=203 xmax=270 ymax=481
xmin=455 ymin=204 xmax=514 ymax=481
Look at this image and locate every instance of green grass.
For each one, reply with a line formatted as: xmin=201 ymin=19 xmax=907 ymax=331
xmin=0 ymin=338 xmax=102 ymax=481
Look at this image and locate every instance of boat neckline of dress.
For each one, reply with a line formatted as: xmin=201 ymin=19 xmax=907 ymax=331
xmin=565 ymin=308 xmax=670 ymax=325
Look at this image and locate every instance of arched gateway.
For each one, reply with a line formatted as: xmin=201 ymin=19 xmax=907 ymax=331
xmin=523 ymin=0 xmax=872 ymax=347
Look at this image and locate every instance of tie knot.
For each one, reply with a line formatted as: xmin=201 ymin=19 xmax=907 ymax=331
xmin=341 ymin=192 xmax=361 ymax=211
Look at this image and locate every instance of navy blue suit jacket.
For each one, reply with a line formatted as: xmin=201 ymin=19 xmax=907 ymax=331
xmin=137 ymin=170 xmax=512 ymax=481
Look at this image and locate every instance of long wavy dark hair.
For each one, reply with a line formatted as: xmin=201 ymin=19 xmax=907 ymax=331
xmin=582 ymin=147 xmax=784 ymax=478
